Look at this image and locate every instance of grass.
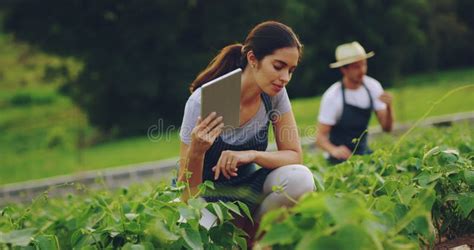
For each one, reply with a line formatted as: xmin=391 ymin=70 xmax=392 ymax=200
xmin=1 ymin=29 xmax=473 ymax=185
xmin=292 ymin=67 xmax=474 ymax=136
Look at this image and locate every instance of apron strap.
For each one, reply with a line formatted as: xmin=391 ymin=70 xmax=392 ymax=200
xmin=260 ymin=92 xmax=275 ymax=123
xmin=340 ymin=80 xmax=374 ymax=110
xmin=361 ymin=82 xmax=374 ymax=110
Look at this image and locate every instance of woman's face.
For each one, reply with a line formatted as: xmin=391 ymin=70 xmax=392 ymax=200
xmin=252 ymin=47 xmax=299 ymax=96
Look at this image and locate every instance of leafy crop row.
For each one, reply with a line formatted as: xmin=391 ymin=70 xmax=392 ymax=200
xmin=1 ymin=124 xmax=472 ymax=249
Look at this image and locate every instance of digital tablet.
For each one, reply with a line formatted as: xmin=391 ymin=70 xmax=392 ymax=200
xmin=201 ymin=68 xmax=241 ymax=129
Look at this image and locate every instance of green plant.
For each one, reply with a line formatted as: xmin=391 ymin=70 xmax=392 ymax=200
xmin=259 ymin=124 xmax=473 ymax=249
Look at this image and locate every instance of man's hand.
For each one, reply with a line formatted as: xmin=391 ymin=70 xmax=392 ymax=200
xmin=330 ymin=145 xmax=352 ymax=160
xmin=379 ymin=92 xmax=393 ymax=106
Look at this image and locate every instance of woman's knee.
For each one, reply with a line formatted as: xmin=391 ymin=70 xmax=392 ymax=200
xmin=272 ymin=164 xmax=315 ymax=199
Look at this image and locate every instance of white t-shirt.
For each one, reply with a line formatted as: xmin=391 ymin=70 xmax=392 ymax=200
xmin=318 ymin=75 xmax=387 ymax=126
xmin=179 ymin=87 xmax=292 ymax=145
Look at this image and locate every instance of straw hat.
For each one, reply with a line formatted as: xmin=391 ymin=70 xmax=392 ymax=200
xmin=329 ymin=41 xmax=374 ymax=68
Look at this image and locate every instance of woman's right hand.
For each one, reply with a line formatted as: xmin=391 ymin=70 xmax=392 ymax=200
xmin=190 ymin=112 xmax=224 ymax=154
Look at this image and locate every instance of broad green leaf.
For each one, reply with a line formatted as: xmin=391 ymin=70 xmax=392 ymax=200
xmin=441 ymin=149 xmax=459 ymax=155
xmin=293 ymin=193 xmax=326 ymax=215
xmin=326 ymin=196 xmax=367 ymax=224
xmin=423 ymin=146 xmax=440 ymax=160
xmin=0 ymin=228 xmax=36 ymax=246
xmin=390 ymin=189 xmax=435 ymax=236
xmin=234 ymin=236 xmax=247 ymax=250
xmin=34 ymin=235 xmax=60 ymax=250
xmin=211 ymin=203 xmax=224 ymax=224
xmin=384 ymin=235 xmax=420 ymax=250
xmin=374 ymin=195 xmax=396 ymax=214
xmin=443 ymin=166 xmax=460 ymax=176
xmin=398 ymin=186 xmax=417 ymax=205
xmin=202 ymin=180 xmax=215 ymax=190
xmin=313 ymin=172 xmax=325 ymax=191
xmin=417 ymin=188 xmax=437 ymax=211
xmin=209 ymin=223 xmax=234 ymax=246
xmin=188 ymin=198 xmax=207 ymax=211
xmin=122 ymin=243 xmax=147 ymax=250
xmin=463 ymin=170 xmax=474 ymax=186
xmin=219 ymin=201 xmax=242 ymax=216
xmin=135 ymin=203 xmax=145 ymax=213
xmin=459 ymin=142 xmax=472 ymax=154
xmin=336 ymin=224 xmax=376 ymax=250
xmin=157 ymin=206 xmax=180 ymax=226
xmin=292 ymin=213 xmax=316 ymax=230
xmin=236 ymin=201 xmax=253 ymax=224
xmin=182 ymin=225 xmax=203 ymax=250
xmin=297 ymin=235 xmax=343 ymax=250
xmin=70 ymin=230 xmax=88 ymax=248
xmin=415 ymin=172 xmax=442 ymax=186
xmin=442 ymin=193 xmax=459 ymax=202
xmin=178 ymin=206 xmax=197 ymax=221
xmin=438 ymin=149 xmax=459 ymax=165
xmin=206 ymin=245 xmax=221 ymax=250
xmin=259 ymin=208 xmax=287 ymax=234
xmin=383 ymin=180 xmax=398 ymax=196
xmin=148 ymin=220 xmax=179 ymax=242
xmin=260 ymin=222 xmax=297 ymax=246
xmin=125 ymin=213 xmax=139 ymax=221
xmin=125 ymin=222 xmax=141 ymax=233
xmin=406 ymin=216 xmax=434 ymax=243
xmin=406 ymin=157 xmax=422 ymax=170
xmin=109 ymin=231 xmax=120 ymax=237
xmin=457 ymin=193 xmax=474 ymax=218
xmin=374 ymin=173 xmax=385 ymax=184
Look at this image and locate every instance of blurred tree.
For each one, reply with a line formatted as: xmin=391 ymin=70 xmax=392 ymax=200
xmin=2 ymin=0 xmax=473 ymax=135
xmin=4 ymin=0 xmax=286 ymax=135
xmin=431 ymin=0 xmax=474 ymax=68
xmin=282 ymin=0 xmax=430 ymax=96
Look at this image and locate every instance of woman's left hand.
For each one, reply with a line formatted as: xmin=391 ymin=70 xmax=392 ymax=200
xmin=212 ymin=150 xmax=256 ymax=180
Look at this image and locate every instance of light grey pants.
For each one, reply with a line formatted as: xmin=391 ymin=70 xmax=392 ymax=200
xmin=254 ymin=164 xmax=315 ymax=221
xmin=199 ymin=164 xmax=315 ymax=228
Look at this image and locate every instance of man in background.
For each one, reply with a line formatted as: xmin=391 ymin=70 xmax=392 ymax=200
xmin=316 ymin=41 xmax=394 ymax=164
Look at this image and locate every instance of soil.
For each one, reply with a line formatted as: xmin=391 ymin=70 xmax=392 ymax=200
xmin=434 ymin=234 xmax=474 ymax=250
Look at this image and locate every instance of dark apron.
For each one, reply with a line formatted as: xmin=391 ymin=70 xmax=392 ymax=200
xmin=328 ymin=81 xmax=373 ymax=164
xmin=199 ymin=93 xmax=274 ymax=210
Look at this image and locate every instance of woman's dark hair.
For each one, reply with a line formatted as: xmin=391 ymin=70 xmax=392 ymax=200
xmin=189 ymin=21 xmax=303 ymax=93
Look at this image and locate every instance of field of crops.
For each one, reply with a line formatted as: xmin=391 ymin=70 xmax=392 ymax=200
xmin=0 ymin=123 xmax=472 ymax=249
xmin=2 ymin=17 xmax=473 ymax=185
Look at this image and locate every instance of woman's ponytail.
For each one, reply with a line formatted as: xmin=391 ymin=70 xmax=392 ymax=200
xmin=189 ymin=43 xmax=243 ymax=93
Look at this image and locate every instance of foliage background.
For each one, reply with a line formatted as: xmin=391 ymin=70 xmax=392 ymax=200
xmin=2 ymin=0 xmax=473 ymax=135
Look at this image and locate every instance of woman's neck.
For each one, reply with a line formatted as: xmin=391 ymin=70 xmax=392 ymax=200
xmin=240 ymin=66 xmax=262 ymax=105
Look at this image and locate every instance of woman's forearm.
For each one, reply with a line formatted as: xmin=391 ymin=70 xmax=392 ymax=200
xmin=178 ymin=145 xmax=205 ymax=201
xmin=252 ymin=150 xmax=302 ymax=169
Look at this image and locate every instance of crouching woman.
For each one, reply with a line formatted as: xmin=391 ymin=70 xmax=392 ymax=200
xmin=177 ymin=21 xmax=315 ymax=242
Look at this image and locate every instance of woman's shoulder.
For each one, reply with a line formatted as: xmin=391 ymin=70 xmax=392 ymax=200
xmin=187 ymin=88 xmax=202 ymax=105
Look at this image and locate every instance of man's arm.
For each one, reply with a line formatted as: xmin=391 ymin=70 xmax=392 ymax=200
xmin=316 ymin=123 xmax=351 ymax=160
xmin=375 ymin=92 xmax=394 ymax=132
